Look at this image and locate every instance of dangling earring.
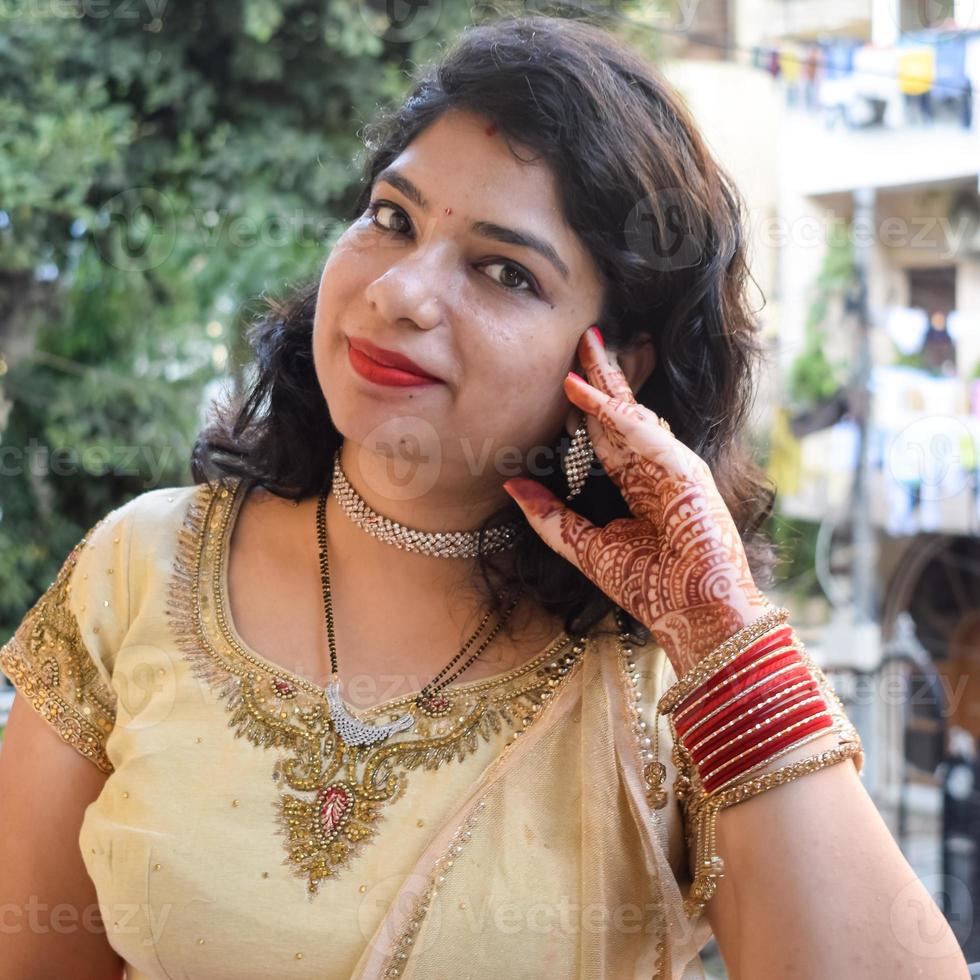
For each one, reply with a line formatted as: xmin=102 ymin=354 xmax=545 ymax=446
xmin=562 ymin=414 xmax=594 ymax=501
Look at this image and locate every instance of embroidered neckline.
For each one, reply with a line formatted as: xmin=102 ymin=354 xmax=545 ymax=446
xmin=165 ymin=476 xmax=589 ymax=896
xmin=212 ymin=473 xmax=571 ymax=715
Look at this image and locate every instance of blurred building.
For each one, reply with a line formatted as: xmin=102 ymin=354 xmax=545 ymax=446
xmin=657 ymin=0 xmax=980 ymax=963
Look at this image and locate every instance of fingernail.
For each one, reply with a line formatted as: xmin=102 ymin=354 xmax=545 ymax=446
xmin=504 ymin=478 xmax=562 ymax=519
xmin=566 ymin=370 xmax=587 ymax=384
xmin=589 ymin=325 xmax=604 ymax=348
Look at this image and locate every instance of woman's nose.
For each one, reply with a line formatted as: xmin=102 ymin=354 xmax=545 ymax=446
xmin=365 ymin=244 xmax=459 ymax=330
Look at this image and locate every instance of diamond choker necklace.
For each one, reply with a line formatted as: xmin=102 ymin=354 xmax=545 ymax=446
xmin=329 ymin=449 xmax=525 ymax=559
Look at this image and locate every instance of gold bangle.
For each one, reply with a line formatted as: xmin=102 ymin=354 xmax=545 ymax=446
xmin=658 ymin=606 xmax=790 ymax=716
xmin=706 ymin=725 xmax=840 ymax=796
xmin=674 ymin=639 xmax=804 ymax=724
xmin=681 ymin=741 xmax=863 ymax=919
xmin=669 ymin=691 xmax=838 ymax=807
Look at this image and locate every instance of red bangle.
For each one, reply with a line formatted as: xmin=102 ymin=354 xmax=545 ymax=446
xmin=702 ymin=714 xmax=834 ymax=793
xmin=660 ymin=615 xmax=840 ymax=800
xmin=676 ymin=656 xmax=809 ymax=737
xmin=675 ymin=626 xmax=794 ymax=718
xmin=684 ymin=673 xmax=817 ymax=755
xmin=689 ymin=684 xmax=822 ymax=766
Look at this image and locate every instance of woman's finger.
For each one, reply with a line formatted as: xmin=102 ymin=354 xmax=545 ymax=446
xmin=572 ymin=326 xmax=679 ymax=473
xmin=563 ymin=371 xmax=714 ymax=528
xmin=564 ymin=371 xmax=674 ymax=461
xmin=502 ymin=477 xmax=604 ymax=575
xmin=578 ymin=326 xmax=636 ymax=405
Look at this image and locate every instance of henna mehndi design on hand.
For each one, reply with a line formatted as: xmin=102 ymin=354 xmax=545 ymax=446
xmin=503 ymin=326 xmax=769 ymax=677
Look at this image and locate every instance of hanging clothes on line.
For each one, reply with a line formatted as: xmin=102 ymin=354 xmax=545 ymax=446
xmin=849 ymin=44 xmax=904 ymax=127
xmin=751 ymin=44 xmax=773 ymax=72
xmin=820 ymin=38 xmax=852 ymax=80
xmin=965 ymin=33 xmax=980 ymax=130
xmin=930 ymin=31 xmax=968 ymax=100
xmin=766 ymin=45 xmax=781 ymax=78
xmin=802 ymin=42 xmax=821 ymax=111
xmin=815 ymin=37 xmax=862 ymax=128
xmin=898 ymin=43 xmax=937 ymax=124
xmin=778 ymin=41 xmax=805 ymax=107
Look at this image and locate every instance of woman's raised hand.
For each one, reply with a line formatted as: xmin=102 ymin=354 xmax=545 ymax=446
xmin=502 ymin=326 xmax=769 ymax=677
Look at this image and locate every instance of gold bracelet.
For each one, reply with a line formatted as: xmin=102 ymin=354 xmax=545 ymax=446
xmin=642 ymin=610 xmax=844 ymax=818
xmin=669 ymin=686 xmax=838 ymax=807
xmin=644 ymin=629 xmax=808 ymax=812
xmin=656 ymin=622 xmax=866 ymax=918
xmin=680 ymin=741 xmax=863 ymax=918
xmin=706 ymin=725 xmax=839 ymax=796
xmin=671 ymin=677 xmax=826 ymax=783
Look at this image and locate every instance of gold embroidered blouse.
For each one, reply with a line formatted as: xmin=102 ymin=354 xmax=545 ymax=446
xmin=0 ymin=476 xmax=863 ymax=979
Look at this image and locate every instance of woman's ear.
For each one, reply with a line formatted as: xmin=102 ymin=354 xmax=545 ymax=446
xmin=564 ymin=339 xmax=658 ymax=436
xmin=615 ymin=339 xmax=657 ymax=394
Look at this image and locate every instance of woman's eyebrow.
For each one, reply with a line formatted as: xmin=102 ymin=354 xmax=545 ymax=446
xmin=374 ymin=165 xmax=570 ymax=282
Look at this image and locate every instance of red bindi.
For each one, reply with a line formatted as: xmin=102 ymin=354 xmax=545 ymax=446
xmin=485 ymin=122 xmax=498 ymax=137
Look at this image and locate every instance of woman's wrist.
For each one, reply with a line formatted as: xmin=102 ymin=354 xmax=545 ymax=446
xmin=656 ymin=603 xmax=786 ymax=715
xmin=648 ymin=589 xmax=773 ymax=678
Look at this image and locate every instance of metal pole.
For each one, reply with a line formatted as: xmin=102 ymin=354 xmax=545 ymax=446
xmin=851 ymin=186 xmax=877 ymax=627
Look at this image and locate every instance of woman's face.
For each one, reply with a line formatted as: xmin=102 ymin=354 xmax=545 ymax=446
xmin=312 ymin=108 xmax=606 ymax=499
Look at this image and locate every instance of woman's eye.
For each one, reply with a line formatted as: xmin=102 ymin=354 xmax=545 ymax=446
xmin=479 ymin=260 xmax=537 ymax=294
xmin=366 ymin=201 xmax=411 ymax=235
xmin=365 ymin=200 xmax=540 ymax=296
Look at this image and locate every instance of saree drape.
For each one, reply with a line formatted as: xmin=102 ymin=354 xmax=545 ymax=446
xmin=0 ymin=474 xmax=860 ymax=977
xmin=345 ymin=603 xmax=714 ymax=979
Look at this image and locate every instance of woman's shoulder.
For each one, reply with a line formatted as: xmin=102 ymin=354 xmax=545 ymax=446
xmin=113 ymin=478 xmax=231 ymax=538
xmin=101 ymin=476 xmax=249 ymax=560
xmin=74 ymin=478 xmax=239 ymax=606
xmin=18 ymin=480 xmax=228 ymax=641
xmin=0 ymin=478 xmax=244 ymax=773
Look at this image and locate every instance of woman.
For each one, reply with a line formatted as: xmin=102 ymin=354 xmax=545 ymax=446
xmin=0 ymin=14 xmax=968 ymax=979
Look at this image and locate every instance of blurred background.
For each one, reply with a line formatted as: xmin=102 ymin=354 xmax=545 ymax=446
xmin=1 ymin=0 xmax=979 ymax=973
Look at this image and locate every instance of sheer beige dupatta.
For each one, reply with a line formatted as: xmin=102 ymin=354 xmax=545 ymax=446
xmin=350 ymin=613 xmax=713 ymax=978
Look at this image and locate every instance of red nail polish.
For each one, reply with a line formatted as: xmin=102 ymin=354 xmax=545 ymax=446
xmin=566 ymin=370 xmax=586 ymax=383
xmin=589 ymin=325 xmax=604 ymax=347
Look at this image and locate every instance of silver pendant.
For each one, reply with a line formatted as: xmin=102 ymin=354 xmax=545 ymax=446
xmin=325 ymin=680 xmax=416 ymax=747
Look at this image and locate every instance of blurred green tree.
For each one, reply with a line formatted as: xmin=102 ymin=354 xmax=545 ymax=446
xmin=0 ymin=0 xmax=474 ymax=631
xmin=0 ymin=0 xmax=661 ymax=634
xmin=786 ymin=226 xmax=855 ymax=413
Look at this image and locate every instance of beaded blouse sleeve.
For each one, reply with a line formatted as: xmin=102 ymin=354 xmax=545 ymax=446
xmin=0 ymin=504 xmax=134 ymax=774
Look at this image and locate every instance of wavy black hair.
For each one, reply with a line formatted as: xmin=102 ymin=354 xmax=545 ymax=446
xmin=191 ymin=13 xmax=777 ymax=645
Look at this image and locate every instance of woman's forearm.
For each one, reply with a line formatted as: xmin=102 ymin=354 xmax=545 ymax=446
xmin=702 ymin=731 xmax=969 ymax=979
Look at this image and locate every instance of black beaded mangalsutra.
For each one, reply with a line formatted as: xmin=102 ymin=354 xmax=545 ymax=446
xmin=316 ymin=484 xmax=524 ymax=747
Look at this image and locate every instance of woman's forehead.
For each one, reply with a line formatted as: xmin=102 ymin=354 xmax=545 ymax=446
xmin=379 ymin=111 xmax=600 ymax=291
xmin=385 ymin=112 xmax=561 ymax=214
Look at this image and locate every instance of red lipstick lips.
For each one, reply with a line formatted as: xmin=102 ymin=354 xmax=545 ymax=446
xmin=346 ymin=336 xmax=444 ymax=387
